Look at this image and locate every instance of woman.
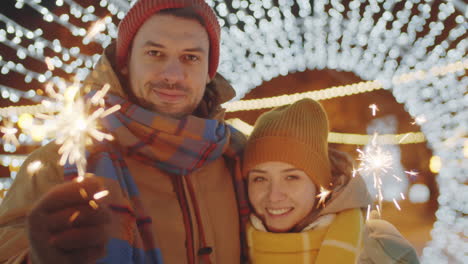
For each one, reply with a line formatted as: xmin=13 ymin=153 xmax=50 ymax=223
xmin=242 ymin=98 xmax=419 ymax=264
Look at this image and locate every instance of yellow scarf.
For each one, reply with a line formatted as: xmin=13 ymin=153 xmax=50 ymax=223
xmin=247 ymin=208 xmax=363 ymax=264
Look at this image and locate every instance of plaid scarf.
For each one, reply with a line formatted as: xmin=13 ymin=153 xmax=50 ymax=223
xmin=63 ymin=92 xmax=248 ymax=263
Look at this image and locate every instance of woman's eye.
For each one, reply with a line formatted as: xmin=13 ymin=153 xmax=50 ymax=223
xmin=286 ymin=175 xmax=299 ymax=180
xmin=252 ymin=176 xmax=266 ymax=183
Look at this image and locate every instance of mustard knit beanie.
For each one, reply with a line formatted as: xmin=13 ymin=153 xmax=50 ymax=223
xmin=243 ymin=98 xmax=332 ymax=188
xmin=116 ymin=0 xmax=220 ymax=79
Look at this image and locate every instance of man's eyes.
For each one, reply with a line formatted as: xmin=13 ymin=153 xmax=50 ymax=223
xmin=145 ymin=51 xmax=200 ymax=62
xmin=146 ymin=50 xmax=162 ymax=57
xmin=184 ymin=54 xmax=200 ymax=62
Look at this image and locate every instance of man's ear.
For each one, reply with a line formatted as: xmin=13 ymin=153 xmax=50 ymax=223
xmin=206 ymin=72 xmax=211 ymax=84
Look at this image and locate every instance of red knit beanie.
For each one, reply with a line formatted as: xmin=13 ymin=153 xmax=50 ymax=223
xmin=116 ymin=0 xmax=220 ymax=79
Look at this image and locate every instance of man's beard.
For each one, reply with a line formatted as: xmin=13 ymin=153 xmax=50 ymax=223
xmin=137 ymin=81 xmax=197 ymax=119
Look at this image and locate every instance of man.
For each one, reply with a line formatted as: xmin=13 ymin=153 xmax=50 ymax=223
xmin=0 ymin=0 xmax=246 ymax=263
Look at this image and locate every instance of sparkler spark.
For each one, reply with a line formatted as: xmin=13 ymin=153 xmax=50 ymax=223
xmin=69 ymin=211 xmax=80 ymax=223
xmin=411 ymin=115 xmax=427 ymax=125
xmin=93 ymin=190 xmax=109 ymax=200
xmin=398 ymin=133 xmax=410 ymax=144
xmin=376 ymin=204 xmax=381 ymax=216
xmin=27 ymin=160 xmax=43 ymax=175
xmin=316 ymin=186 xmax=331 ymax=208
xmin=392 ymin=174 xmax=403 ymax=182
xmin=89 ymin=200 xmax=99 ymax=210
xmin=35 ymin=79 xmax=120 ymax=179
xmin=405 ymin=170 xmax=419 ymax=182
xmin=393 ymin=198 xmax=401 ymax=210
xmin=404 ymin=170 xmax=418 ymax=177
xmin=83 ymin=16 xmax=108 ymax=43
xmin=79 ymin=188 xmax=88 ymax=199
xmin=369 ymin=104 xmax=379 ymax=116
xmin=1 ymin=121 xmax=20 ymax=147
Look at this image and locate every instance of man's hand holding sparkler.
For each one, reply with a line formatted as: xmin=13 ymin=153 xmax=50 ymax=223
xmin=27 ymin=175 xmax=111 ymax=264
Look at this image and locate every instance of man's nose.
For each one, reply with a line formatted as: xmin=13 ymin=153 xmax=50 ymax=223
xmin=162 ymin=59 xmax=184 ymax=85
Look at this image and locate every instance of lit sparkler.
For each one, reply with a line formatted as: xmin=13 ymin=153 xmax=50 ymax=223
xmin=316 ymin=186 xmax=331 ymax=208
xmin=1 ymin=121 xmax=20 ymax=147
xmin=35 ymin=79 xmax=120 ymax=181
xmin=356 ymin=133 xmax=393 ymax=213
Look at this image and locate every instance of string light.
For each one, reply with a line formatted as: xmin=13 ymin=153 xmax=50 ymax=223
xmin=223 ymin=80 xmax=383 ymax=112
xmin=226 ymin=118 xmax=426 ymax=145
xmin=222 ymin=59 xmax=467 ymax=112
xmin=0 ymin=154 xmax=27 ymax=170
xmin=0 ymin=104 xmax=57 ymax=118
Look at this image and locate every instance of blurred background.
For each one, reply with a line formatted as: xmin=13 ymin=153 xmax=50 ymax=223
xmin=0 ymin=0 xmax=466 ymax=263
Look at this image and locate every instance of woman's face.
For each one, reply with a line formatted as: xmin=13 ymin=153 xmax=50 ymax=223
xmin=248 ymin=161 xmax=317 ymax=232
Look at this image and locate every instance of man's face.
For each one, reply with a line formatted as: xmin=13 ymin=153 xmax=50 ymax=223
xmin=121 ymin=14 xmax=210 ymax=118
